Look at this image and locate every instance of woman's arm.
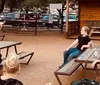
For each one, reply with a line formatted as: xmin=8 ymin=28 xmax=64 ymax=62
xmin=92 ymin=60 xmax=100 ymax=68
xmin=81 ymin=41 xmax=93 ymax=50
xmin=66 ymin=39 xmax=79 ymax=51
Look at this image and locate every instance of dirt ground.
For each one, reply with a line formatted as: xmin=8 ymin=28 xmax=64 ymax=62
xmin=0 ymin=31 xmax=100 ymax=85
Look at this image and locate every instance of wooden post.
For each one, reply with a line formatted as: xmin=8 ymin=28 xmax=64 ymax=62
xmin=66 ymin=0 xmax=69 ymax=38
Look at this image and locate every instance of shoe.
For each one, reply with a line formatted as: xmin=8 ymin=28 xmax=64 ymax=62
xmin=24 ymin=28 xmax=27 ymax=31
xmin=21 ymin=28 xmax=24 ymax=31
xmin=59 ymin=64 xmax=64 ymax=68
xmin=0 ymin=64 xmax=3 ymax=68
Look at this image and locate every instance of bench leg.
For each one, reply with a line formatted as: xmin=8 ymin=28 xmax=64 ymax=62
xmin=26 ymin=53 xmax=34 ymax=65
xmin=95 ymin=73 xmax=100 ymax=81
xmin=81 ymin=64 xmax=84 ymax=69
xmin=95 ymin=64 xmax=99 ymax=81
xmin=54 ymin=72 xmax=62 ymax=85
xmin=14 ymin=45 xmax=18 ymax=54
xmin=84 ymin=62 xmax=88 ymax=78
xmin=0 ymin=35 xmax=5 ymax=41
xmin=6 ymin=47 xmax=9 ymax=58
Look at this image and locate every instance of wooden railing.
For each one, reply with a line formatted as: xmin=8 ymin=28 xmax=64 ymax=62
xmin=68 ymin=21 xmax=79 ymax=36
xmin=86 ymin=20 xmax=100 ymax=29
xmin=86 ymin=20 xmax=100 ymax=36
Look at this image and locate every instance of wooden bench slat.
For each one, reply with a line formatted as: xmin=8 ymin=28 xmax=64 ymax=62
xmin=57 ymin=59 xmax=75 ymax=73
xmin=54 ymin=59 xmax=82 ymax=85
xmin=18 ymin=51 xmax=34 ymax=59
xmin=56 ymin=59 xmax=81 ymax=75
xmin=58 ymin=59 xmax=78 ymax=73
xmin=92 ymin=31 xmax=100 ymax=34
xmin=92 ymin=27 xmax=100 ymax=29
xmin=65 ymin=62 xmax=81 ymax=74
xmin=18 ymin=51 xmax=34 ymax=64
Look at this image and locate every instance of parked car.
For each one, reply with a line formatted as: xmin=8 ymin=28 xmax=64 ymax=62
xmin=0 ymin=14 xmax=5 ymax=20
xmin=63 ymin=13 xmax=78 ymax=23
xmin=39 ymin=14 xmax=59 ymax=27
xmin=69 ymin=13 xmax=78 ymax=21
xmin=0 ymin=12 xmax=16 ymax=21
xmin=41 ymin=14 xmax=58 ymax=22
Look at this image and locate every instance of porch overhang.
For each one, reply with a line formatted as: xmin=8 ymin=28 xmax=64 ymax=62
xmin=76 ymin=0 xmax=100 ymax=3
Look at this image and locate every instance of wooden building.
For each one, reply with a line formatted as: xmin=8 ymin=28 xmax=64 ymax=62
xmin=67 ymin=0 xmax=100 ymax=39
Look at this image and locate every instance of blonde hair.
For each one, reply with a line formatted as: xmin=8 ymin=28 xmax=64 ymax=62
xmin=82 ymin=26 xmax=90 ymax=35
xmin=3 ymin=53 xmax=20 ymax=74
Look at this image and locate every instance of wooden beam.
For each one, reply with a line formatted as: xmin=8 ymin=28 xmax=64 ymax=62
xmin=66 ymin=0 xmax=69 ymax=38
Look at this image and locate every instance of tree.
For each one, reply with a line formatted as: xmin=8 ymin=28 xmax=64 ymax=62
xmin=5 ymin=0 xmax=25 ymax=12
xmin=0 ymin=0 xmax=77 ymax=13
xmin=0 ymin=0 xmax=6 ymax=13
xmin=9 ymin=0 xmax=16 ymax=12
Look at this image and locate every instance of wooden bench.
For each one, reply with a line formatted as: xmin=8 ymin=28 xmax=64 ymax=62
xmin=18 ymin=51 xmax=34 ymax=65
xmin=0 ymin=35 xmax=5 ymax=41
xmin=54 ymin=59 xmax=83 ymax=85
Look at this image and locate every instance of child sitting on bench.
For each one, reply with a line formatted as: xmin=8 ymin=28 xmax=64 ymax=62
xmin=0 ymin=53 xmax=23 ymax=85
xmin=60 ymin=26 xmax=93 ymax=68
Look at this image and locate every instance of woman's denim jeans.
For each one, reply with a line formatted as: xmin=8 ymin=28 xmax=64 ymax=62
xmin=63 ymin=48 xmax=81 ymax=65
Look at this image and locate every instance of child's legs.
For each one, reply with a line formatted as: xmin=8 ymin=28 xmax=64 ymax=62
xmin=64 ymin=51 xmax=69 ymax=63
xmin=66 ymin=49 xmax=81 ymax=62
xmin=63 ymin=48 xmax=77 ymax=64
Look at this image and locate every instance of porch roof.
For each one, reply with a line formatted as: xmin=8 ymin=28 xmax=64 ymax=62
xmin=76 ymin=0 xmax=100 ymax=3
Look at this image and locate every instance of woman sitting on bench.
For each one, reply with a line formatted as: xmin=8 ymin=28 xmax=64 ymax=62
xmin=60 ymin=26 xmax=93 ymax=68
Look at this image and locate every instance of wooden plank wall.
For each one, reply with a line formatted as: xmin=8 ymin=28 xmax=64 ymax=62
xmin=80 ymin=3 xmax=100 ymax=28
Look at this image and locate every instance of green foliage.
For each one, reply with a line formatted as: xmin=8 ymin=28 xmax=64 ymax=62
xmin=8 ymin=0 xmax=65 ymax=9
xmin=0 ymin=0 xmax=69 ymax=11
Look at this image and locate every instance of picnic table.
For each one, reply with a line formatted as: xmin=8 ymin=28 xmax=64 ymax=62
xmin=0 ymin=41 xmax=34 ymax=64
xmin=0 ymin=41 xmax=22 ymax=57
xmin=75 ymin=46 xmax=100 ymax=78
xmin=54 ymin=46 xmax=100 ymax=85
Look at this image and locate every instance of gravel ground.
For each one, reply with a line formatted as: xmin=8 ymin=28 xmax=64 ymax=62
xmin=1 ymin=31 xmax=100 ymax=85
